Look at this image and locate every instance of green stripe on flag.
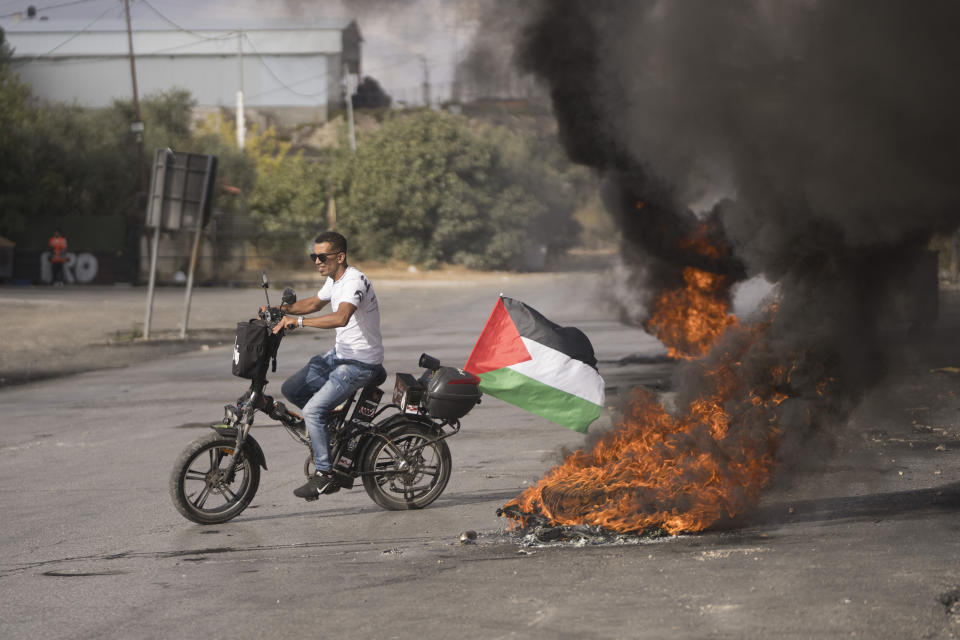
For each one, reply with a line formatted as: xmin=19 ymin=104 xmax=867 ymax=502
xmin=478 ymin=367 xmax=602 ymax=433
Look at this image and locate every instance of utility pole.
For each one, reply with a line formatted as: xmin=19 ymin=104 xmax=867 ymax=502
xmin=123 ymin=0 xmax=146 ymax=193
xmin=450 ymin=9 xmax=462 ymax=104
xmin=236 ymin=31 xmax=245 ymax=150
xmin=419 ymin=55 xmax=431 ymax=108
xmin=344 ymin=64 xmax=356 ymax=152
xmin=123 ymin=0 xmax=147 ymax=286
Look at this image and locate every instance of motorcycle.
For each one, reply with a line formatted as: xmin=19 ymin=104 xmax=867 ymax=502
xmin=169 ymin=272 xmax=481 ymax=525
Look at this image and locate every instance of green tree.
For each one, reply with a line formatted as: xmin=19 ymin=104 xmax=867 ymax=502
xmin=337 ymin=110 xmax=494 ymax=267
xmin=0 ymin=26 xmax=11 ymax=65
xmin=0 ymin=27 xmax=40 ymax=236
xmin=111 ymin=87 xmax=196 ymax=156
xmin=335 ymin=110 xmax=580 ymax=269
xmin=0 ymin=85 xmax=241 ymax=240
xmin=0 ymin=55 xmax=584 ymax=272
xmin=0 ymin=88 xmax=136 ymax=235
xmin=474 ymin=120 xmax=583 ymax=264
xmin=189 ymin=116 xmax=256 ymax=195
xmin=242 ymin=127 xmax=330 ymax=252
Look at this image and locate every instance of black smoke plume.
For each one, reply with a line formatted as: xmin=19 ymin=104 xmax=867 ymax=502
xmin=518 ymin=0 xmax=960 ymax=406
xmin=496 ymin=2 xmax=960 ymax=533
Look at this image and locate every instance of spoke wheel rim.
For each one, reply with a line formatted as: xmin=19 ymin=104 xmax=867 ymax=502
xmin=375 ymin=434 xmax=442 ymax=499
xmin=182 ymin=444 xmax=252 ymax=515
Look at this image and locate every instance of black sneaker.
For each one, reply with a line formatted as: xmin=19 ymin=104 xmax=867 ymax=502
xmin=293 ymin=472 xmax=337 ymax=501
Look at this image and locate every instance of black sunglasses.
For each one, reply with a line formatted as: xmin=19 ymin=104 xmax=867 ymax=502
xmin=309 ymin=251 xmax=341 ymax=264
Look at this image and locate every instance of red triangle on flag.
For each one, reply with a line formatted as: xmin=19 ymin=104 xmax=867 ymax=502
xmin=464 ymin=297 xmax=532 ymax=375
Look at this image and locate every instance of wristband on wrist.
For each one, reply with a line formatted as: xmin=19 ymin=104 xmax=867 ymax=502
xmin=297 ymin=315 xmax=304 ymax=328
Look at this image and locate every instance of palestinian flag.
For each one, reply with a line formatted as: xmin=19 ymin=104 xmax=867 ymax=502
xmin=464 ymin=296 xmax=604 ymax=433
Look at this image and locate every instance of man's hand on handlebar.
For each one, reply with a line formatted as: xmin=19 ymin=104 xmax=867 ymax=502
xmin=259 ymin=305 xmax=281 ymax=315
xmin=273 ymin=314 xmax=299 ymax=334
xmin=258 ymin=305 xmax=292 ymax=332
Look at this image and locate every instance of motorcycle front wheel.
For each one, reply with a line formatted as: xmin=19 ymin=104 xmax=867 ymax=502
xmin=169 ymin=432 xmax=260 ymax=524
xmin=361 ymin=423 xmax=451 ymax=510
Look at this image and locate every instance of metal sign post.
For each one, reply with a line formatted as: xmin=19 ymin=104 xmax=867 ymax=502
xmin=143 ymin=227 xmax=162 ymax=339
xmin=180 ymin=154 xmax=216 ymax=339
xmin=142 ymin=149 xmax=218 ymax=340
xmin=142 ymin=149 xmax=173 ymax=339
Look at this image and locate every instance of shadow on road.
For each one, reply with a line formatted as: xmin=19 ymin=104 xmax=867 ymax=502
xmin=740 ymin=481 xmax=960 ymax=529
xmin=219 ymin=488 xmax=523 ymax=526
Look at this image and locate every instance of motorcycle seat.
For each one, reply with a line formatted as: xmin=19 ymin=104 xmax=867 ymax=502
xmin=366 ymin=365 xmax=387 ymax=389
xmin=332 ymin=366 xmax=388 ymax=413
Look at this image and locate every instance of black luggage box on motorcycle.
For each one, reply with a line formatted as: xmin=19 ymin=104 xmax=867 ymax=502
xmin=423 ymin=366 xmax=481 ymax=420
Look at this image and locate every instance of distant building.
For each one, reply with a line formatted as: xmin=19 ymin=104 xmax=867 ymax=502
xmin=1 ymin=17 xmax=361 ymax=126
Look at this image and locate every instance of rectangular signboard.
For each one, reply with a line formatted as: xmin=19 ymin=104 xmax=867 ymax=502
xmin=145 ymin=150 xmax=217 ymax=230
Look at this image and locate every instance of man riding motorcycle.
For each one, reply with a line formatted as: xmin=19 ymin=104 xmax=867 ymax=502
xmin=268 ymin=231 xmax=385 ymax=499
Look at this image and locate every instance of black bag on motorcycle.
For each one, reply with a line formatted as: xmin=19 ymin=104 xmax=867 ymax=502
xmin=232 ymin=319 xmax=270 ymax=378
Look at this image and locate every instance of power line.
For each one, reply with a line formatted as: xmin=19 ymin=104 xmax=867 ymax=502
xmin=241 ymin=32 xmax=328 ymax=99
xmin=10 ymin=1 xmax=116 ymax=64
xmin=247 ymin=69 xmax=329 ymax=100
xmin=0 ymin=0 xmax=100 ymax=19
xmin=242 ymin=45 xmax=419 ymax=102
xmin=9 ymin=53 xmax=118 ymax=64
xmin=141 ymin=30 xmax=238 ymax=56
xmin=138 ymin=0 xmax=229 ymax=41
xmin=137 ymin=0 xmax=243 ymax=57
xmin=5 ymin=0 xmax=239 ymax=58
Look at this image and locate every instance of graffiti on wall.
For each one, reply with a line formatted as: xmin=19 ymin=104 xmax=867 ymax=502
xmin=39 ymin=252 xmax=99 ymax=284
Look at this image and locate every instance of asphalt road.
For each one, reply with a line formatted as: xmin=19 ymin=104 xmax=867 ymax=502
xmin=1 ymin=274 xmax=959 ymax=639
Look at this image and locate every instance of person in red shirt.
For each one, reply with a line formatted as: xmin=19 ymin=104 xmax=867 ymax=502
xmin=48 ymin=229 xmax=67 ymax=286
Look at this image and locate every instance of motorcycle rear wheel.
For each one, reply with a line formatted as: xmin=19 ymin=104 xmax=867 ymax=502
xmin=169 ymin=432 xmax=260 ymax=525
xmin=361 ymin=423 xmax=451 ymax=510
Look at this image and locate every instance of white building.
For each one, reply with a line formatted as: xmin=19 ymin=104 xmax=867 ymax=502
xmin=1 ymin=17 xmax=362 ymax=125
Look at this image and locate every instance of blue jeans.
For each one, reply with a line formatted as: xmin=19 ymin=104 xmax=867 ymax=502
xmin=281 ymin=349 xmax=379 ymax=472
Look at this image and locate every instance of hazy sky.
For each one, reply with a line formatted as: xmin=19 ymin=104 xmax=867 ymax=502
xmin=0 ymin=0 xmax=479 ymax=104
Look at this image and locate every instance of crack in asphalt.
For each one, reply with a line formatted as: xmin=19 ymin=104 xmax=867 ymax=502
xmin=0 ymin=536 xmax=438 ymax=578
xmin=42 ymin=569 xmax=131 ymax=577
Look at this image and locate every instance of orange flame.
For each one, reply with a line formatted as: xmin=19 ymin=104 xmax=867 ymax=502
xmin=644 ymin=222 xmax=738 ymax=359
xmin=503 ymin=324 xmax=787 ymax=535
xmin=501 ymin=225 xmax=795 ymax=536
xmin=646 ymin=266 xmax=739 ymax=359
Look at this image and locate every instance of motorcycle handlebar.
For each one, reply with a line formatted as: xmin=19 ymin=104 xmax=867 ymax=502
xmin=259 ymin=306 xmax=287 ymax=328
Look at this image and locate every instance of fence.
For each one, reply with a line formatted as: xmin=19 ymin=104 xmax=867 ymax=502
xmin=139 ymin=211 xmax=315 ymax=286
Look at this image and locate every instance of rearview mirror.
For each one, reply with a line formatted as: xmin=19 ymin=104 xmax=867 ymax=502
xmin=260 ymin=270 xmax=269 ymax=289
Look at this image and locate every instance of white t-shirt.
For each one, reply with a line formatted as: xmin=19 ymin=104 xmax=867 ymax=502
xmin=318 ymin=266 xmax=384 ymax=365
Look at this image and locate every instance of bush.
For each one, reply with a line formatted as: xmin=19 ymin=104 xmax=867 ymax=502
xmin=334 ymin=110 xmax=580 ymax=269
xmin=238 ymin=127 xmax=334 ymax=258
xmin=0 ymin=82 xmax=219 ymax=239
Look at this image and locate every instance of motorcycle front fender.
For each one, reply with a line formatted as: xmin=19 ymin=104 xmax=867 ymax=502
xmin=209 ymin=424 xmax=268 ymax=470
